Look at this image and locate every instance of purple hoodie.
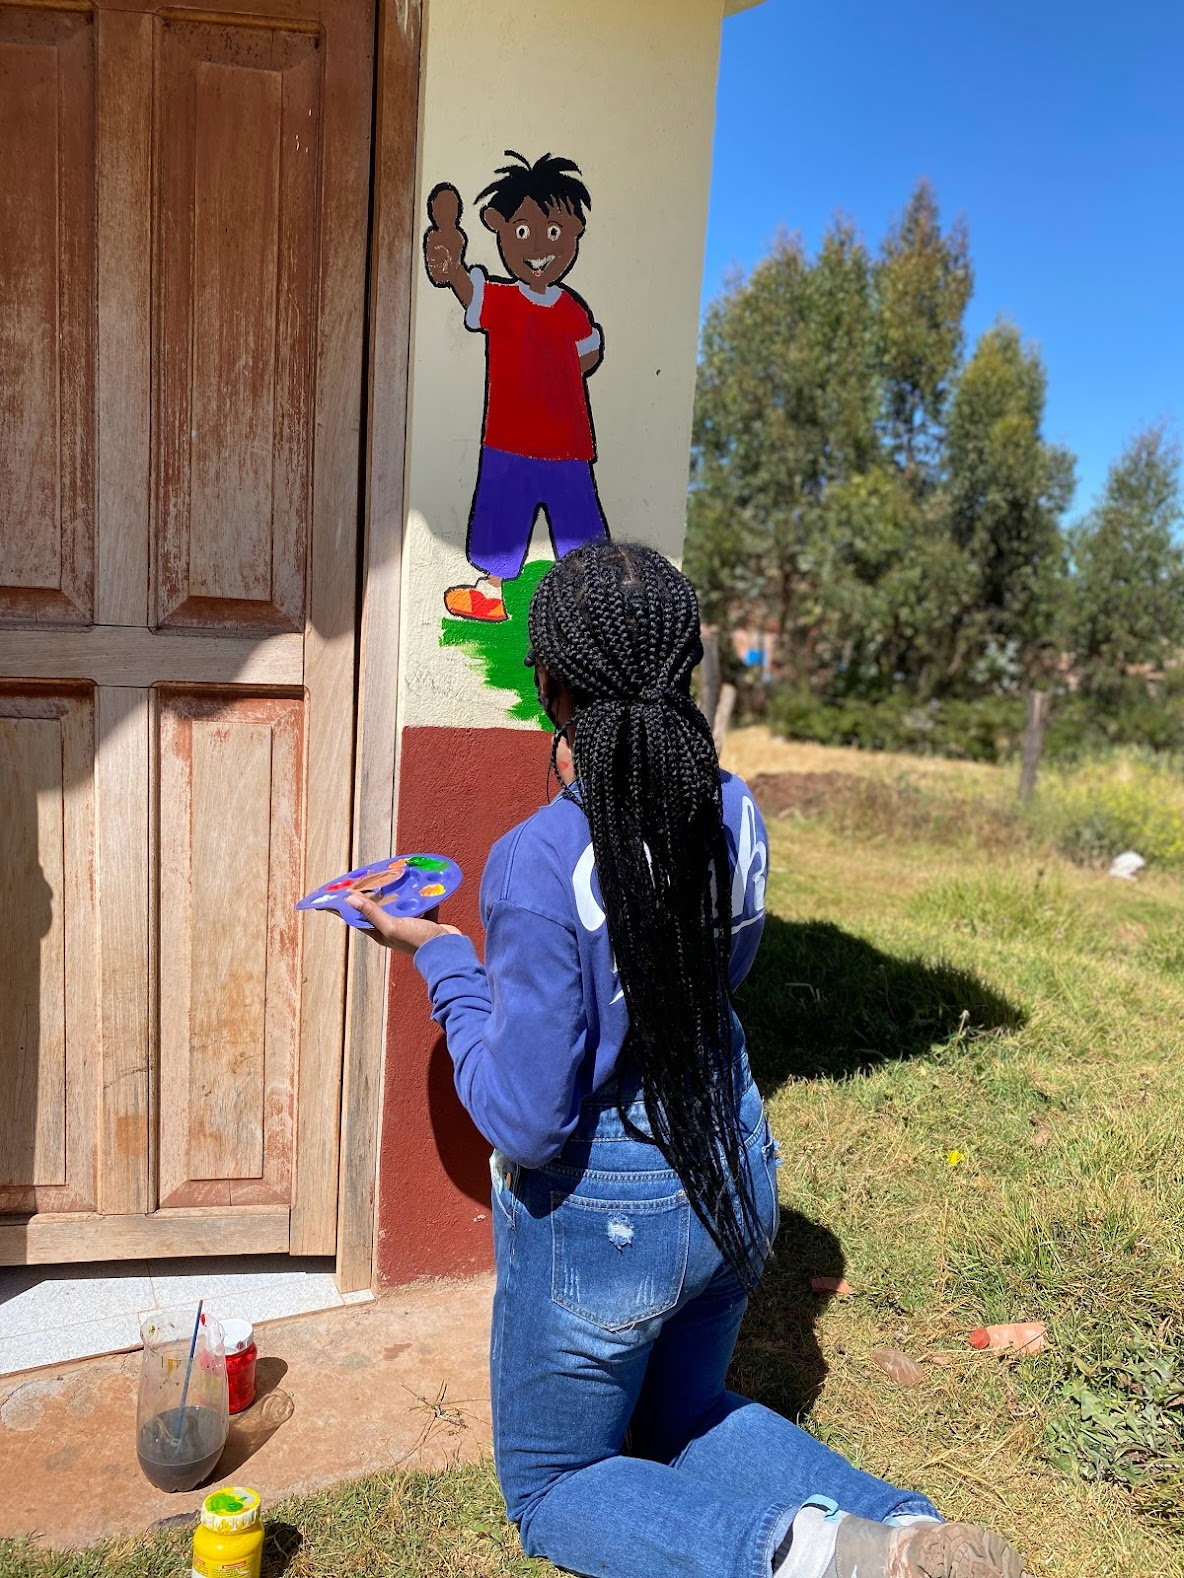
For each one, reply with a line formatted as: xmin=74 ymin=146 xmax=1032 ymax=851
xmin=414 ymin=771 xmax=769 ymax=1170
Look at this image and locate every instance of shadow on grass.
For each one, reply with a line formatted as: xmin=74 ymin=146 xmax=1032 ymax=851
xmin=724 ymin=918 xmax=1025 ymax=1419
xmin=263 ymin=1522 xmax=304 ymax=1576
xmin=728 ymin=1210 xmax=847 ymax=1422
xmin=740 ymin=916 xmax=1025 ymax=1090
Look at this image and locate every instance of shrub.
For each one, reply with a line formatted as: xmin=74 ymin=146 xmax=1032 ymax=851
xmin=1045 ymin=685 xmax=1184 ymax=762
xmin=766 ymin=688 xmax=1024 ymax=762
xmin=765 ymin=681 xmax=1184 ymax=766
xmin=1028 ymin=754 xmax=1184 ymax=871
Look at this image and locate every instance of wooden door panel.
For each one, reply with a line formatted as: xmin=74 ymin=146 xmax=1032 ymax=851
xmin=154 ymin=19 xmax=320 ymax=634
xmin=157 ymin=690 xmax=303 ymax=1210
xmin=0 ymin=685 xmax=98 ymax=1214
xmin=0 ymin=5 xmax=96 ymax=623
xmin=0 ymin=0 xmax=377 ymax=1270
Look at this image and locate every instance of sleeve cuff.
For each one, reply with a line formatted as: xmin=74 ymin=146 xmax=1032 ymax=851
xmin=465 ymin=266 xmax=486 ymax=331
xmin=413 ymin=929 xmax=482 ymax=993
xmin=576 ymin=326 xmax=602 ymax=356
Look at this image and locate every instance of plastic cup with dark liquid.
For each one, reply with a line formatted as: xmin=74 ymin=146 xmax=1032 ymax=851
xmin=136 ymin=1310 xmax=229 ymax=1493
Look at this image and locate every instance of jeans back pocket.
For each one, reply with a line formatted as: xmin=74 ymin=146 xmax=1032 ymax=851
xmin=550 ymin=1187 xmax=690 ymax=1332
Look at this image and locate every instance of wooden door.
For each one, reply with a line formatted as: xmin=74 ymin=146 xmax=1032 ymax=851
xmin=0 ymin=0 xmax=374 ymax=1263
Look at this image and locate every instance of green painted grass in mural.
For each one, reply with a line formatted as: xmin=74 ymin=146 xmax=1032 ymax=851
xmin=438 ymin=561 xmax=551 ymax=727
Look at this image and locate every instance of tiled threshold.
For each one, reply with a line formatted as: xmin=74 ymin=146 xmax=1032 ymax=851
xmin=0 ymin=1257 xmax=372 ymax=1376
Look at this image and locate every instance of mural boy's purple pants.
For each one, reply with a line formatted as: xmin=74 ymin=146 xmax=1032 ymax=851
xmin=467 ymin=446 xmax=609 ymax=581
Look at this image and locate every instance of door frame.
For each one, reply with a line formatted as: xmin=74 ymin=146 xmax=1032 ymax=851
xmin=0 ymin=0 xmax=422 ymax=1288
xmin=331 ymin=0 xmax=423 ymax=1292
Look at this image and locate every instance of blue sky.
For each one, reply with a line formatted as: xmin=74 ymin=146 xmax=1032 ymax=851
xmin=703 ymin=0 xmax=1183 ymax=517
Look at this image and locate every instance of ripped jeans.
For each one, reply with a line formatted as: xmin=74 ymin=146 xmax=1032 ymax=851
xmin=489 ymin=1060 xmax=939 ymax=1578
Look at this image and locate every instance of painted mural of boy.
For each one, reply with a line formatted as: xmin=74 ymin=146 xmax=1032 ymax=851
xmin=424 ymin=151 xmax=609 ymax=623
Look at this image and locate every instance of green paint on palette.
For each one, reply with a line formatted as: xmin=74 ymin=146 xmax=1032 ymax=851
xmin=438 ymin=560 xmax=551 ymax=729
xmin=406 ymin=856 xmax=450 ymax=872
xmin=206 ymin=1491 xmax=246 ymax=1514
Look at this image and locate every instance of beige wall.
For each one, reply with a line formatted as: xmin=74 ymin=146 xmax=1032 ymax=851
xmin=398 ymin=0 xmax=729 ymax=729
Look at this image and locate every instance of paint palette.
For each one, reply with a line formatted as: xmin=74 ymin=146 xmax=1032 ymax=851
xmin=296 ymin=853 xmax=462 ymax=930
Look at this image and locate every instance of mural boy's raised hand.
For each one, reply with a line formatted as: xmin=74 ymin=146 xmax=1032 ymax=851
xmin=424 ymin=183 xmax=474 ymax=307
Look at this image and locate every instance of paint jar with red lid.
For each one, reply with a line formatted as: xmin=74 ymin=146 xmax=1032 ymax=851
xmin=222 ymin=1319 xmax=258 ymax=1415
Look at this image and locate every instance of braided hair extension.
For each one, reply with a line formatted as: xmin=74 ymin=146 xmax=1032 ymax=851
xmin=528 ymin=542 xmax=764 ymax=1289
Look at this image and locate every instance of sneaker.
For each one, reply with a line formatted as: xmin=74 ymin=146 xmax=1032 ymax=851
xmin=444 ymin=580 xmax=508 ymax=622
xmin=832 ymin=1514 xmax=1032 ymax=1577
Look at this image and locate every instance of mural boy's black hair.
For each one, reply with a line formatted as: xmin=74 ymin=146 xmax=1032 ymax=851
xmin=476 ymin=151 xmax=592 ymax=222
xmin=527 ymin=542 xmax=765 ymax=1290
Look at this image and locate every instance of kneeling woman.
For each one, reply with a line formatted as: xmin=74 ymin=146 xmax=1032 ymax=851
xmin=350 ymin=543 xmax=1030 ymax=1578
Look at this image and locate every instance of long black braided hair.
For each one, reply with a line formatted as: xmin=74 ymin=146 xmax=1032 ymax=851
xmin=528 ymin=541 xmax=764 ymax=1289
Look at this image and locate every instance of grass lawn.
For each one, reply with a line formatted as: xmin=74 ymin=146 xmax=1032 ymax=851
xmin=5 ymin=737 xmax=1182 ymax=1577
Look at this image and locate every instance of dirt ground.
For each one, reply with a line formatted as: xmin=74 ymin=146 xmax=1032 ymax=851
xmin=0 ymin=1276 xmax=495 ymax=1549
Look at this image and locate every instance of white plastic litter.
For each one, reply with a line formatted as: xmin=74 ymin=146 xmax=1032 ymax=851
xmin=1108 ymin=850 xmax=1146 ymax=880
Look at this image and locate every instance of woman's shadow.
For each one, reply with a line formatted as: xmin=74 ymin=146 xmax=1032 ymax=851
xmin=729 ymin=915 xmax=1024 ymax=1418
xmin=741 ymin=915 xmax=1024 ymax=1088
xmin=730 ymin=1212 xmax=847 ymax=1421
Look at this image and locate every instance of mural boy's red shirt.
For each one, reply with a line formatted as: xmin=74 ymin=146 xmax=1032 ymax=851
xmin=473 ymin=274 xmax=597 ymax=463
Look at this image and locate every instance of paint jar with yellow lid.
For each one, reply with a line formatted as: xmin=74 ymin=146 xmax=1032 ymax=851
xmin=192 ymin=1486 xmax=264 ymax=1578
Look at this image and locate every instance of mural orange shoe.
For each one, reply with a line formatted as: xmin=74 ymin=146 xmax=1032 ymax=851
xmin=444 ymin=580 xmax=509 ymax=622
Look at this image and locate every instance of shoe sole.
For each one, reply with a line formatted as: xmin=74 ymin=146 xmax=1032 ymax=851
xmin=898 ymin=1521 xmax=1033 ymax=1578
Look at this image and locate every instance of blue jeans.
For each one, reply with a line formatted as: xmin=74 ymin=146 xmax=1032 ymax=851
xmin=489 ymin=1061 xmax=940 ymax=1578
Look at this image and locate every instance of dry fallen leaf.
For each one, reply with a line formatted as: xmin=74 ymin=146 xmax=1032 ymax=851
xmin=871 ymin=1347 xmax=925 ymax=1387
xmin=810 ymin=1276 xmax=852 ymax=1296
xmin=1029 ymin=1114 xmax=1052 ymax=1147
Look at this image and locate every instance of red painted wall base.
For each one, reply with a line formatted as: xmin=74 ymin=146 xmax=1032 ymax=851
xmin=375 ymin=724 xmax=554 ymax=1285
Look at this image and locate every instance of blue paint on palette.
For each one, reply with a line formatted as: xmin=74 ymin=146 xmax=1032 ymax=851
xmin=296 ymin=853 xmax=462 ymax=930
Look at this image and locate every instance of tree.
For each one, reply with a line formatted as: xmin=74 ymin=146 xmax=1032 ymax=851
xmin=812 ymin=471 xmax=975 ymax=696
xmin=1067 ymin=426 xmax=1184 ymax=691
xmin=686 ymin=185 xmax=1078 ymax=712
xmin=687 ymin=220 xmax=880 ymax=675
xmin=943 ymin=322 xmax=1075 ymax=687
xmin=876 ymin=180 xmax=973 ymax=486
xmin=805 ymin=217 xmax=881 ymax=483
xmin=687 ymin=237 xmax=815 ymax=652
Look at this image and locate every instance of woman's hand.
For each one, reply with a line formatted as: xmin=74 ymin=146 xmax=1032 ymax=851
xmin=345 ymin=895 xmax=461 ymax=955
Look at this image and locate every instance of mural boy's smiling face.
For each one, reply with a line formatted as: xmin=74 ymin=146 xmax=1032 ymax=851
xmin=483 ymin=197 xmax=585 ymax=290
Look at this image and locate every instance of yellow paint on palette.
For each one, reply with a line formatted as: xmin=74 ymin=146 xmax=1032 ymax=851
xmin=419 ymin=883 xmax=446 ymax=897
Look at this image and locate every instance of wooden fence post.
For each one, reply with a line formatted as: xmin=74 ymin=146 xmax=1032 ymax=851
xmin=1019 ymin=690 xmax=1052 ymax=802
xmin=713 ymin=683 xmax=737 ymax=754
xmin=700 ymin=627 xmax=721 ymax=732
